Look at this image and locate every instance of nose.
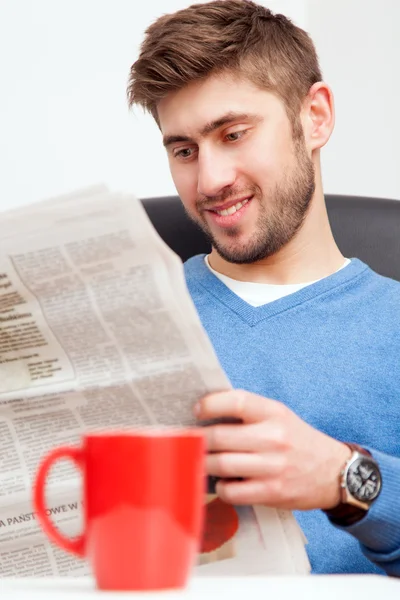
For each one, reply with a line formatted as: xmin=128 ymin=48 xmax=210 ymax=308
xmin=197 ymin=148 xmax=236 ymax=198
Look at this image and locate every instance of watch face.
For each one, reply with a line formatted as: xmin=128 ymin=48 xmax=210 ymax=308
xmin=346 ymin=457 xmax=382 ymax=503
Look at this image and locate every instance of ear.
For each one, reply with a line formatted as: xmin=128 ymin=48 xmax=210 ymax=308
xmin=301 ymin=82 xmax=335 ymax=151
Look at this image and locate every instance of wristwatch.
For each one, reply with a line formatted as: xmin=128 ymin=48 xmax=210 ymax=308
xmin=324 ymin=443 xmax=382 ymax=526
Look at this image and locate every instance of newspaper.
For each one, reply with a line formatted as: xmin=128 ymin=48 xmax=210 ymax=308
xmin=0 ymin=186 xmax=310 ymax=577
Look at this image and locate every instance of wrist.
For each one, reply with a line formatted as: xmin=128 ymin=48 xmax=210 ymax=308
xmin=322 ymin=441 xmax=352 ymax=510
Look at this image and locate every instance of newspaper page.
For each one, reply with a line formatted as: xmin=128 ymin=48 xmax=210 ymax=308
xmin=0 ymin=186 xmax=310 ymax=577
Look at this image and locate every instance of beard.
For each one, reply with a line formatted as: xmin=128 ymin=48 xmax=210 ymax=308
xmin=184 ymin=139 xmax=315 ymax=264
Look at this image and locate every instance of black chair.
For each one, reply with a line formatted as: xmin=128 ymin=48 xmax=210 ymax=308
xmin=141 ymin=195 xmax=400 ymax=282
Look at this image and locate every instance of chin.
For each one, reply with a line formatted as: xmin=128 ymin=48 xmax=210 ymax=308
xmin=214 ymin=244 xmax=254 ymax=265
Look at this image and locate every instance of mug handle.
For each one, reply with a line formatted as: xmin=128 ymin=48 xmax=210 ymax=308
xmin=34 ymin=446 xmax=85 ymax=558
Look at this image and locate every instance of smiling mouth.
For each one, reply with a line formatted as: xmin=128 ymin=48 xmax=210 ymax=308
xmin=213 ymin=198 xmax=250 ymax=216
xmin=206 ymin=195 xmax=253 ymax=216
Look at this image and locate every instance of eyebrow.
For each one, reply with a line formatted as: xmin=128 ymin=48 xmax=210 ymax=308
xmin=162 ymin=112 xmax=258 ymax=148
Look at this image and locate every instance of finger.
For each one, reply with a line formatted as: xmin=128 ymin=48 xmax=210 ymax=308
xmin=204 ymin=423 xmax=265 ymax=452
xmin=207 ymin=452 xmax=269 ymax=478
xmin=196 ymin=390 xmax=281 ymax=424
xmin=216 ymin=478 xmax=280 ymax=506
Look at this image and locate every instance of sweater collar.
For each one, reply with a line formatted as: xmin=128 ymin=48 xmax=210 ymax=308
xmin=184 ymin=255 xmax=370 ymax=326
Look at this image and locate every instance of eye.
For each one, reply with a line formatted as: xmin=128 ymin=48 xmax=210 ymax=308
xmin=173 ymin=147 xmax=196 ymax=160
xmin=225 ymin=130 xmax=247 ymax=142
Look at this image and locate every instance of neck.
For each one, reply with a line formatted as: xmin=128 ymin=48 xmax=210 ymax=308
xmin=208 ymin=175 xmax=345 ymax=285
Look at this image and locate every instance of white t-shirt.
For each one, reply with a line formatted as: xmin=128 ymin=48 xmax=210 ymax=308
xmin=204 ymin=256 xmax=351 ymax=307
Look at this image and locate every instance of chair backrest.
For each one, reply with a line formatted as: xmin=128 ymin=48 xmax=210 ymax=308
xmin=141 ymin=194 xmax=400 ymax=282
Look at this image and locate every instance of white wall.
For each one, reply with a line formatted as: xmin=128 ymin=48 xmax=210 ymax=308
xmin=0 ymin=0 xmax=398 ymax=212
xmin=307 ymin=0 xmax=400 ymax=200
xmin=0 ymin=0 xmax=304 ymax=211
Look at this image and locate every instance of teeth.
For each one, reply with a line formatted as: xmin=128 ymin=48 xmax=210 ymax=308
xmin=216 ymin=199 xmax=248 ymax=216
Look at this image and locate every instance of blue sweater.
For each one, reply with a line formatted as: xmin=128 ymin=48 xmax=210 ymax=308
xmin=184 ymin=255 xmax=400 ymax=576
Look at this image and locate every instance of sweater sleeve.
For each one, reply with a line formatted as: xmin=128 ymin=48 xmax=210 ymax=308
xmin=332 ymin=449 xmax=400 ymax=576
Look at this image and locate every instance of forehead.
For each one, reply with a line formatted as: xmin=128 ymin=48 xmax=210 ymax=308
xmin=157 ymin=73 xmax=286 ymax=136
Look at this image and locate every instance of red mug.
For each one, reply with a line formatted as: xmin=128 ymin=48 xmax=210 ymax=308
xmin=34 ymin=430 xmax=206 ymax=591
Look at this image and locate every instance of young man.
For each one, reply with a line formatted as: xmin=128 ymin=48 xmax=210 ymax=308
xmin=127 ymin=0 xmax=400 ymax=576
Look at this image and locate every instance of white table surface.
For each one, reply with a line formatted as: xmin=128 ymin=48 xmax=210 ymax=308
xmin=0 ymin=575 xmax=399 ymax=599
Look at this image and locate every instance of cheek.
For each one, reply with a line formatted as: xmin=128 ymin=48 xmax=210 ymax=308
xmin=241 ymin=149 xmax=277 ymax=188
xmin=170 ymin=162 xmax=198 ymax=200
xmin=242 ymin=138 xmax=293 ymax=189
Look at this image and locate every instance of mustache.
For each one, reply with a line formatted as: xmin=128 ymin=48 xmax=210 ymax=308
xmin=196 ymin=186 xmax=259 ymax=211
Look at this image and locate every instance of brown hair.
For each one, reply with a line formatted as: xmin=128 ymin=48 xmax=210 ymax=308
xmin=127 ymin=0 xmax=322 ymax=130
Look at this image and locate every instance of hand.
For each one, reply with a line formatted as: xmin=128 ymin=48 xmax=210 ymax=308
xmin=195 ymin=390 xmax=351 ymax=510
